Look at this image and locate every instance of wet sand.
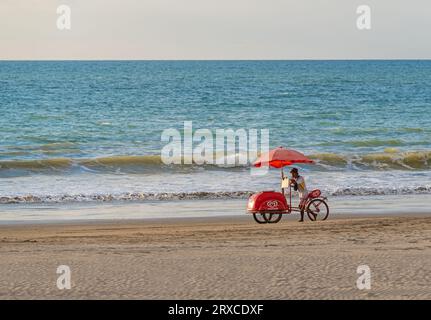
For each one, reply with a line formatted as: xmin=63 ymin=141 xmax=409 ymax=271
xmin=0 ymin=214 xmax=430 ymax=299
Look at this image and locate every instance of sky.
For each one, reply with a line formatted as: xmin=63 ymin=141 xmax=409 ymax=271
xmin=0 ymin=0 xmax=430 ymax=60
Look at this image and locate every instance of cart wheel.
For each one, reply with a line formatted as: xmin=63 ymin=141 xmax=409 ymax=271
xmin=253 ymin=213 xmax=267 ymax=224
xmin=307 ymin=199 xmax=329 ymax=221
xmin=264 ymin=213 xmax=283 ymax=223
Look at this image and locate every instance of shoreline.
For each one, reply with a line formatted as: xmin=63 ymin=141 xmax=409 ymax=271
xmin=1 ymin=210 xmax=431 ymax=227
xmin=2 ymin=193 xmax=431 ymax=225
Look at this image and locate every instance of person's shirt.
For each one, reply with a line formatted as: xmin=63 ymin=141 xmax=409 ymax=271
xmin=295 ymin=175 xmax=308 ymax=198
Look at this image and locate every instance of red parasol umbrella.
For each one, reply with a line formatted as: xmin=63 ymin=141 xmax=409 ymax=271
xmin=253 ymin=146 xmax=314 ymax=168
xmin=253 ymin=146 xmax=314 ymax=197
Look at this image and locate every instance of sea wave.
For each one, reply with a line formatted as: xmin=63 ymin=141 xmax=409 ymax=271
xmin=0 ymin=150 xmax=430 ymax=174
xmin=1 ymin=186 xmax=431 ymax=204
xmin=310 ymin=150 xmax=431 ymax=170
xmin=0 ymin=191 xmax=254 ymax=204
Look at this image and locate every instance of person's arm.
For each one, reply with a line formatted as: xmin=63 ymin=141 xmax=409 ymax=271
xmin=289 ymin=178 xmax=298 ymax=191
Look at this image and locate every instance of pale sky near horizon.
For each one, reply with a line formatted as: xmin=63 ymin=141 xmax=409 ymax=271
xmin=1 ymin=0 xmax=430 ymax=60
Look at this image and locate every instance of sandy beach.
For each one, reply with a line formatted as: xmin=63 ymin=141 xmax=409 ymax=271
xmin=0 ymin=213 xmax=430 ymax=300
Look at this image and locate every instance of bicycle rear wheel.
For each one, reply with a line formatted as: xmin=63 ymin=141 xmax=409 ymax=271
xmin=253 ymin=213 xmax=267 ymax=224
xmin=264 ymin=213 xmax=283 ymax=223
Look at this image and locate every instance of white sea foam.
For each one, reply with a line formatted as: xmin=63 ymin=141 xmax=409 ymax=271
xmin=0 ymin=163 xmax=430 ymax=204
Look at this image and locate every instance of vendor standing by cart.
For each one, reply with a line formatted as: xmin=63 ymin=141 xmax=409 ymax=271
xmin=289 ymin=168 xmax=308 ymax=222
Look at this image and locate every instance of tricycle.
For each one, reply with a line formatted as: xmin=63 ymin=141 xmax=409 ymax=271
xmin=247 ymin=147 xmax=329 ymax=224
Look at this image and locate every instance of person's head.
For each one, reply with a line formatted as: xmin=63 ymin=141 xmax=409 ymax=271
xmin=290 ymin=168 xmax=299 ymax=178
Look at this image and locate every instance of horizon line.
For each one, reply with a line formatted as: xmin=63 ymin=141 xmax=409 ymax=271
xmin=1 ymin=58 xmax=431 ymax=62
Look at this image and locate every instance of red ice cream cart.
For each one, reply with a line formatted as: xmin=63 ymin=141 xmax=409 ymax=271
xmin=247 ymin=147 xmax=329 ymax=224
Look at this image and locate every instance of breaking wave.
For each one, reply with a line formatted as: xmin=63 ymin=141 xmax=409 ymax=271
xmin=0 ymin=191 xmax=254 ymax=204
xmin=0 ymin=149 xmax=431 ymax=175
xmin=310 ymin=150 xmax=431 ymax=170
xmin=2 ymin=186 xmax=431 ymax=204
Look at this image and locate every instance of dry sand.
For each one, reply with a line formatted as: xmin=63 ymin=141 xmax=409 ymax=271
xmin=0 ymin=214 xmax=430 ymax=299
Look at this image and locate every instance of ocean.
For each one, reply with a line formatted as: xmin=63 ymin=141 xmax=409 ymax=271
xmin=0 ymin=60 xmax=430 ymax=204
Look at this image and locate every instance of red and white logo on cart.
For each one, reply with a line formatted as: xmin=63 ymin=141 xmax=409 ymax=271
xmin=266 ymin=200 xmax=279 ymax=209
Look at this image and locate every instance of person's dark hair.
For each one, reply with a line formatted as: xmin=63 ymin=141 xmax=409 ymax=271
xmin=290 ymin=168 xmax=298 ymax=174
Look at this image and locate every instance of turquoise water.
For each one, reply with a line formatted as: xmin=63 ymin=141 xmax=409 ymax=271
xmin=0 ymin=61 xmax=430 ymax=203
